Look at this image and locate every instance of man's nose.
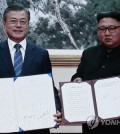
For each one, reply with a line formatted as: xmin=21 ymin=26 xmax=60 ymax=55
xmin=105 ymin=29 xmax=111 ymax=35
xmin=16 ymin=21 xmax=21 ymax=27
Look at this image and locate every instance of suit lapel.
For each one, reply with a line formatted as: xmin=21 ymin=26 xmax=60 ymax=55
xmin=21 ymin=42 xmax=35 ymax=75
xmin=0 ymin=41 xmax=14 ymax=76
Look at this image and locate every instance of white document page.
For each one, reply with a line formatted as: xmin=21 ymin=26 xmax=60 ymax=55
xmin=0 ymin=78 xmax=19 ymax=133
xmin=94 ymin=77 xmax=120 ymax=119
xmin=61 ymin=82 xmax=95 ymax=122
xmin=0 ymin=74 xmax=56 ymax=133
xmin=14 ymin=74 xmax=56 ymax=131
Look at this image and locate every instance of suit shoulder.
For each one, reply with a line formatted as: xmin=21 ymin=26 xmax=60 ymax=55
xmin=81 ymin=45 xmax=103 ymax=59
xmin=0 ymin=40 xmax=8 ymax=48
xmin=0 ymin=40 xmax=8 ymax=45
xmin=28 ymin=42 xmax=48 ymax=54
xmin=85 ymin=45 xmax=101 ymax=51
xmin=83 ymin=45 xmax=101 ymax=54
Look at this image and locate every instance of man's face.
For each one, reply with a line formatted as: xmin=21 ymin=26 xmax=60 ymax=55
xmin=97 ymin=18 xmax=120 ymax=48
xmin=3 ymin=10 xmax=29 ymax=43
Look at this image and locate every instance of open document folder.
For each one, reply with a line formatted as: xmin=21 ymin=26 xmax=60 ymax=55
xmin=0 ymin=74 xmax=56 ymax=133
xmin=60 ymin=76 xmax=120 ymax=124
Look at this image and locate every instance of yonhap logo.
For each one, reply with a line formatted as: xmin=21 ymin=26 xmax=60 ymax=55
xmin=86 ymin=115 xmax=120 ymax=129
xmin=87 ymin=115 xmax=99 ymax=129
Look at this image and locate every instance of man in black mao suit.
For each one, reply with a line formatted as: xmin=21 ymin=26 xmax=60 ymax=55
xmin=1 ymin=3 xmax=61 ymax=134
xmin=71 ymin=11 xmax=120 ymax=133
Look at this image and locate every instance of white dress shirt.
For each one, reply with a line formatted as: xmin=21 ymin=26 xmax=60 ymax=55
xmin=8 ymin=38 xmax=27 ymax=65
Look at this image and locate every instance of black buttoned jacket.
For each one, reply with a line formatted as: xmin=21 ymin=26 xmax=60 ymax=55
xmin=71 ymin=44 xmax=120 ymax=81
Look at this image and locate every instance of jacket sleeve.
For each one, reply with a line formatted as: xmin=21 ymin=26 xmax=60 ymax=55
xmin=71 ymin=50 xmax=86 ymax=81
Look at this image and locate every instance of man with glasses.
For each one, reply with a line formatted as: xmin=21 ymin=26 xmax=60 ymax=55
xmin=0 ymin=3 xmax=61 ymax=134
xmin=71 ymin=11 xmax=120 ymax=133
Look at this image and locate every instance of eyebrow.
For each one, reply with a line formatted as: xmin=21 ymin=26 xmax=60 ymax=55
xmin=98 ymin=25 xmax=120 ymax=27
xmin=10 ymin=18 xmax=27 ymax=20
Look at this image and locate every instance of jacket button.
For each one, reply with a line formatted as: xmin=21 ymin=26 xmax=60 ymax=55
xmin=102 ymin=65 xmax=105 ymax=68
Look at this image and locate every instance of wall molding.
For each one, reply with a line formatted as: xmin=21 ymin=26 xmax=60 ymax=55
xmin=48 ymin=49 xmax=83 ymax=66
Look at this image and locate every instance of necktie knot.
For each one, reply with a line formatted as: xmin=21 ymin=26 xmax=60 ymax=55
xmin=14 ymin=44 xmax=21 ymax=51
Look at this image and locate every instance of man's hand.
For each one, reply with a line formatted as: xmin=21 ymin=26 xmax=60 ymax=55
xmin=53 ymin=111 xmax=62 ymax=127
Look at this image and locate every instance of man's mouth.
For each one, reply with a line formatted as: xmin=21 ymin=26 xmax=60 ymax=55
xmin=105 ymin=38 xmax=112 ymax=42
xmin=13 ymin=30 xmax=22 ymax=33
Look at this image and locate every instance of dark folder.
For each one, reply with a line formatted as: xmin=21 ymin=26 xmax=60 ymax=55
xmin=59 ymin=76 xmax=120 ymax=125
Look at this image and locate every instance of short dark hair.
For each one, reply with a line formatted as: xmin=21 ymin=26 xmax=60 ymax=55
xmin=97 ymin=11 xmax=120 ymax=23
xmin=3 ymin=3 xmax=30 ymax=21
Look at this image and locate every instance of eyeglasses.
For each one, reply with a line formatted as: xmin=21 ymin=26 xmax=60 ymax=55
xmin=7 ymin=19 xmax=28 ymax=26
xmin=98 ymin=25 xmax=120 ymax=33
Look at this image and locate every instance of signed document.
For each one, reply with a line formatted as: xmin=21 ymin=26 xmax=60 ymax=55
xmin=0 ymin=74 xmax=56 ymax=133
xmin=60 ymin=77 xmax=120 ymax=124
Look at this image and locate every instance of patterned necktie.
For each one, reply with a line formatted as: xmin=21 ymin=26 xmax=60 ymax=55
xmin=14 ymin=44 xmax=23 ymax=77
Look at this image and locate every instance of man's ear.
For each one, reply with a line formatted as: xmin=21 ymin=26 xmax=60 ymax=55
xmin=3 ymin=21 xmax=6 ymax=30
xmin=2 ymin=21 xmax=8 ymax=37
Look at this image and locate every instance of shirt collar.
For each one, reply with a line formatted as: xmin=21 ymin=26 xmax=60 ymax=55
xmin=8 ymin=38 xmax=27 ymax=51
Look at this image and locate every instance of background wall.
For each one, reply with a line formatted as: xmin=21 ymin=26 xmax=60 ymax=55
xmin=48 ymin=49 xmax=83 ymax=89
xmin=52 ymin=66 xmax=77 ymax=89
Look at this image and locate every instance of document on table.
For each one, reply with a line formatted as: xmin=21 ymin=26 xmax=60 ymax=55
xmin=60 ymin=76 xmax=120 ymax=124
xmin=0 ymin=74 xmax=56 ymax=133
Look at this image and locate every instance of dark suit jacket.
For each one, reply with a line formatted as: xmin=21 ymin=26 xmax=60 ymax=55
xmin=0 ymin=40 xmax=61 ymax=134
xmin=71 ymin=44 xmax=120 ymax=133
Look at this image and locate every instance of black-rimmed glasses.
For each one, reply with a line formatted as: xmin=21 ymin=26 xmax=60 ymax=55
xmin=7 ymin=19 xmax=28 ymax=26
xmin=98 ymin=25 xmax=120 ymax=33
